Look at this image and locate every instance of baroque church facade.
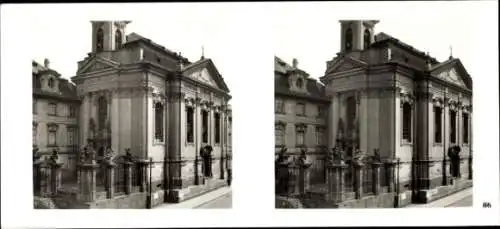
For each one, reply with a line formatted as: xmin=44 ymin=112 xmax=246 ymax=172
xmin=34 ymin=20 xmax=232 ymax=204
xmin=275 ymin=20 xmax=472 ymax=203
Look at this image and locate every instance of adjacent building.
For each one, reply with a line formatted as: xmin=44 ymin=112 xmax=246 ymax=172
xmin=275 ymin=20 xmax=473 ymax=203
xmin=32 ymin=59 xmax=80 ymax=181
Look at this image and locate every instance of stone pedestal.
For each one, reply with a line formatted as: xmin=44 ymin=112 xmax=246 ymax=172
xmin=383 ymin=159 xmax=397 ymax=192
xmin=194 ymin=155 xmax=200 ymax=185
xmin=136 ymin=160 xmax=149 ymax=192
xmin=442 ymin=159 xmax=450 ymax=186
xmin=124 ymin=162 xmax=134 ymax=194
xmin=104 ymin=162 xmax=116 ymax=199
xmin=295 ymin=163 xmax=311 ymax=197
xmin=353 ymin=161 xmax=364 ymax=199
xmin=219 ymin=155 xmax=225 ymax=180
xmin=371 ymin=162 xmax=383 ymax=195
xmin=326 ymin=163 xmax=347 ymax=203
xmin=78 ymin=162 xmax=99 ymax=203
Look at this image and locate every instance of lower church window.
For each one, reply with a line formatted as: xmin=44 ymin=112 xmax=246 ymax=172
xmin=154 ymin=102 xmax=164 ymax=141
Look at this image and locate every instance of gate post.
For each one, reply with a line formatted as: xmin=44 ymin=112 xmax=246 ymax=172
xmin=326 ymin=163 xmax=347 ymax=203
xmin=384 ymin=159 xmax=397 ymax=193
xmin=372 ymin=162 xmax=383 ymax=195
xmin=468 ymin=155 xmax=473 ymax=180
xmin=78 ymin=162 xmax=99 ymax=202
xmin=353 ymin=161 xmax=364 ymax=199
xmin=124 ymin=162 xmax=134 ymax=195
xmin=104 ymin=162 xmax=116 ymax=199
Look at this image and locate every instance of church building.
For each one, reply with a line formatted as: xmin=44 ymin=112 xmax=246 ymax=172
xmin=276 ymin=20 xmax=473 ymax=203
xmin=34 ymin=20 xmax=232 ymax=205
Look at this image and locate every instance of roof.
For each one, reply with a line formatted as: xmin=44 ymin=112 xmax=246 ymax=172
xmin=124 ymin=32 xmax=191 ymax=64
xmin=32 ymin=60 xmax=79 ymax=101
xmin=372 ymin=32 xmax=440 ymax=65
xmin=274 ymin=56 xmax=327 ymax=102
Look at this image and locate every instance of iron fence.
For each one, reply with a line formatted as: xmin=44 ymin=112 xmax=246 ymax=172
xmin=114 ymin=163 xmax=126 ymax=195
xmin=362 ymin=165 xmax=374 ymax=195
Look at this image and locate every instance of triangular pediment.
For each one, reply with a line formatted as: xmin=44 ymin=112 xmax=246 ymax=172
xmin=182 ymin=59 xmax=230 ymax=93
xmin=431 ymin=59 xmax=472 ymax=90
xmin=325 ymin=57 xmax=367 ymax=75
xmin=187 ymin=67 xmax=219 ymax=89
xmin=77 ymin=57 xmax=119 ymax=75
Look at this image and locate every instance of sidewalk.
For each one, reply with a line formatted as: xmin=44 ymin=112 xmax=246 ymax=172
xmin=405 ymin=187 xmax=472 ymax=208
xmin=153 ymin=186 xmax=232 ymax=209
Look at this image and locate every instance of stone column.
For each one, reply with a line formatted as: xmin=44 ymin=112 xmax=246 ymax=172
xmin=327 ymin=94 xmax=338 ymax=149
xmin=326 ymin=163 xmax=347 ymax=203
xmin=136 ymin=159 xmax=149 ymax=192
xmin=78 ymin=162 xmax=99 ymax=203
xmin=105 ymin=162 xmax=116 ymax=199
xmin=358 ymin=90 xmax=368 ymax=153
xmin=372 ymin=162 xmax=383 ymax=195
xmin=219 ymin=109 xmax=225 ymax=180
xmin=124 ymin=162 xmax=133 ymax=194
xmin=353 ymin=161 xmax=364 ymax=199
xmin=442 ymin=97 xmax=450 ymax=186
xmin=168 ymin=90 xmax=184 ymax=189
xmin=415 ymin=91 xmax=431 ymax=190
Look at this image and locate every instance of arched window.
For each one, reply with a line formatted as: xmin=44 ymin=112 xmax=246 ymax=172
xmin=48 ymin=78 xmax=55 ymax=89
xmin=346 ymin=96 xmax=357 ymax=131
xmin=98 ymin=96 xmax=107 ymax=131
xmin=115 ymin=29 xmax=122 ymax=49
xmin=345 ymin=28 xmax=353 ymax=51
xmin=96 ymin=28 xmax=104 ymax=52
xmin=154 ymin=102 xmax=164 ymax=141
xmin=296 ymin=78 xmax=304 ymax=89
xmin=363 ymin=29 xmax=371 ymax=49
xmin=402 ymin=102 xmax=412 ymax=142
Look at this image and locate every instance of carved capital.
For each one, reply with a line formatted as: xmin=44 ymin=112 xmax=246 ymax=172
xmin=185 ymin=97 xmax=196 ymax=107
xmin=169 ymin=92 xmax=185 ymax=102
xmin=400 ymin=92 xmax=414 ymax=107
xmin=432 ymin=96 xmax=444 ymax=107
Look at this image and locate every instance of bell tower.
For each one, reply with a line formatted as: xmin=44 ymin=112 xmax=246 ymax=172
xmin=91 ymin=20 xmax=131 ymax=53
xmin=339 ymin=20 xmax=379 ymax=53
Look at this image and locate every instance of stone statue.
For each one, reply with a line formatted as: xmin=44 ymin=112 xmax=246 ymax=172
xmin=297 ymin=147 xmax=307 ymax=165
xmin=276 ymin=146 xmax=289 ymax=164
xmin=102 ymin=147 xmax=116 ymax=164
xmin=48 ymin=148 xmax=59 ymax=164
xmin=352 ymin=149 xmax=365 ymax=164
xmin=123 ymin=148 xmax=134 ymax=162
xmin=373 ymin=148 xmax=382 ymax=163
xmin=33 ymin=146 xmax=41 ymax=162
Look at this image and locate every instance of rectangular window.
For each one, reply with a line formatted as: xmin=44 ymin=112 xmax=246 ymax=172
xmin=215 ymin=113 xmax=221 ymax=144
xmin=463 ymin=113 xmax=469 ymax=144
xmin=67 ymin=128 xmax=77 ymax=146
xmin=434 ymin=106 xmax=442 ymax=143
xmin=48 ymin=103 xmax=57 ymax=116
xmin=316 ymin=127 xmax=324 ymax=146
xmin=275 ymin=123 xmax=286 ymax=146
xmin=69 ymin=105 xmax=76 ymax=118
xmin=228 ymin=118 xmax=232 ymax=146
xmin=450 ymin=110 xmax=457 ymax=144
xmin=154 ymin=102 xmax=164 ymax=141
xmin=202 ymin=110 xmax=209 ymax=143
xmin=48 ymin=131 xmax=56 ymax=146
xmin=296 ymin=131 xmax=305 ymax=146
xmin=186 ymin=107 xmax=194 ymax=143
xmin=317 ymin=106 xmax=323 ymax=118
xmin=33 ymin=125 xmax=37 ymax=146
xmin=275 ymin=99 xmax=285 ymax=113
xmin=296 ymin=103 xmax=305 ymax=116
xmin=402 ymin=103 xmax=412 ymax=142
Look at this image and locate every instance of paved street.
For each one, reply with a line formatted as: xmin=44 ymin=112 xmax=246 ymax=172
xmin=445 ymin=195 xmax=472 ymax=207
xmin=405 ymin=187 xmax=472 ymax=208
xmin=195 ymin=192 xmax=232 ymax=209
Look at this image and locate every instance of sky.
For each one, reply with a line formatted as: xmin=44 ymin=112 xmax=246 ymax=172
xmin=271 ymin=1 xmax=483 ymax=81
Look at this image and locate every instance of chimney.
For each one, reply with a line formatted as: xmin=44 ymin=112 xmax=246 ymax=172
xmin=426 ymin=52 xmax=432 ymax=70
xmin=292 ymin=58 xmax=298 ymax=68
xmin=44 ymin=58 xmax=50 ymax=68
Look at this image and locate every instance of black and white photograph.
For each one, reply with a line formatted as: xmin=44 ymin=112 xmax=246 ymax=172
xmin=30 ymin=18 xmax=234 ymax=209
xmin=274 ymin=18 xmax=477 ymax=208
xmin=1 ymin=1 xmax=499 ymax=228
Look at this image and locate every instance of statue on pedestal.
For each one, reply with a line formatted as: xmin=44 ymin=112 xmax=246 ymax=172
xmin=48 ymin=148 xmax=59 ymax=164
xmin=33 ymin=146 xmax=41 ymax=163
xmin=372 ymin=148 xmax=382 ymax=163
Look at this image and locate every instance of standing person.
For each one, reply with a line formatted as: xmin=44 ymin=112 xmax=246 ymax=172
xmin=226 ymin=154 xmax=232 ymax=186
